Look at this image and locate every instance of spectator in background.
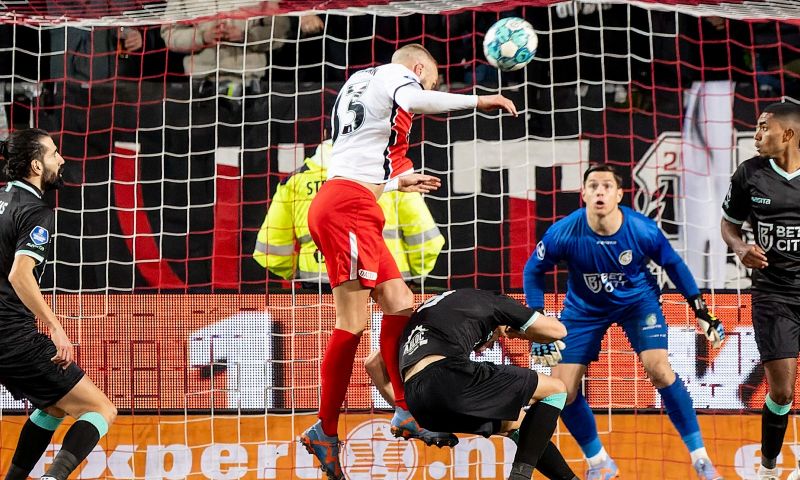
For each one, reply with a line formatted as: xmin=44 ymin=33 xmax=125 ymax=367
xmin=253 ymin=140 xmax=445 ymax=289
xmin=160 ymin=0 xmax=323 ymax=93
xmin=750 ymin=21 xmax=800 ymax=98
xmin=49 ymin=25 xmax=148 ymax=83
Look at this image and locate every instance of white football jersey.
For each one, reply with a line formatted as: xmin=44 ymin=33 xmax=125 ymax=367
xmin=327 ymin=63 xmax=422 ymax=183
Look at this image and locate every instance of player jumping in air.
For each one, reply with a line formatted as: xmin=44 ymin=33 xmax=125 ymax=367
xmin=721 ymin=102 xmax=800 ymax=480
xmin=0 ymin=129 xmax=117 ymax=480
xmin=524 ymin=164 xmax=726 ymax=480
xmin=299 ymin=43 xmax=517 ymax=479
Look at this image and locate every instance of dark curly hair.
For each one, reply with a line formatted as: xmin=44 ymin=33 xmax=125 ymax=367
xmin=0 ymin=128 xmax=50 ymax=181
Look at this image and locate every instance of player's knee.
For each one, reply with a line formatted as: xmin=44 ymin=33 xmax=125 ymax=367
xmin=643 ymin=359 xmax=675 ymax=389
xmin=336 ymin=314 xmax=369 ymax=334
xmin=90 ymin=396 xmax=118 ymax=426
xmin=105 ymin=403 xmax=118 ymax=425
xmin=375 ymin=281 xmax=414 ymax=315
xmin=42 ymin=405 xmax=67 ymax=419
xmin=769 ymin=387 xmax=794 ymax=406
xmin=532 ymin=375 xmax=566 ymax=403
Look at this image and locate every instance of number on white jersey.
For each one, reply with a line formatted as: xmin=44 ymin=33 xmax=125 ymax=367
xmin=333 ymin=81 xmax=369 ymax=141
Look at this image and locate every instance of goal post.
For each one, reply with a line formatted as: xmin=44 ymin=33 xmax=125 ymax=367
xmin=0 ymin=1 xmax=798 ymax=478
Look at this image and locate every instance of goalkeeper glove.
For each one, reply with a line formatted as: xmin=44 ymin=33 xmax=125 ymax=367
xmin=530 ymin=340 xmax=566 ymax=367
xmin=690 ymin=294 xmax=725 ymax=348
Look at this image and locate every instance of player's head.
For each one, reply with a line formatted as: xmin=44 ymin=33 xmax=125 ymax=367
xmin=582 ymin=163 xmax=623 ymax=216
xmin=0 ymin=128 xmax=64 ymax=190
xmin=391 ymin=44 xmax=439 ymax=90
xmin=755 ymin=102 xmax=800 ymax=158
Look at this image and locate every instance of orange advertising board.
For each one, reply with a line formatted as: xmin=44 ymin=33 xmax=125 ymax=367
xmin=0 ymin=292 xmax=789 ymax=412
xmin=0 ymin=413 xmax=795 ymax=479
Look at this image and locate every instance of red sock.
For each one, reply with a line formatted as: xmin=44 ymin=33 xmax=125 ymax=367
xmin=319 ymin=329 xmax=360 ymax=436
xmin=380 ymin=314 xmax=411 ymax=410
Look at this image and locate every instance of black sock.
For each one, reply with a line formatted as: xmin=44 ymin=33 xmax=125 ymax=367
xmin=509 ymin=402 xmax=562 ymax=479
xmin=536 ymin=442 xmax=579 ymax=480
xmin=762 ymin=403 xmax=789 ymax=467
xmin=43 ymin=420 xmax=101 ymax=480
xmin=4 ymin=418 xmax=57 ymax=480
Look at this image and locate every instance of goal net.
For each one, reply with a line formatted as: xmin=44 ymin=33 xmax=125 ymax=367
xmin=1 ymin=0 xmax=799 ymax=478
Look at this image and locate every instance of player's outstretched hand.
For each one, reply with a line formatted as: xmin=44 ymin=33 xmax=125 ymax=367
xmin=502 ymin=326 xmax=529 ymax=340
xmin=50 ymin=326 xmax=74 ymax=369
xmin=398 ymin=174 xmax=441 ymax=193
xmin=735 ymin=243 xmax=768 ymax=269
xmin=530 ymin=340 xmax=566 ymax=367
xmin=476 ymin=94 xmax=518 ymax=117
xmin=691 ymin=295 xmax=725 ymax=348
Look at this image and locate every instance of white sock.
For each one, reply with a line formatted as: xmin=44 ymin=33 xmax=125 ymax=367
xmin=689 ymin=447 xmax=709 ymax=465
xmin=586 ymin=447 xmax=609 ymax=467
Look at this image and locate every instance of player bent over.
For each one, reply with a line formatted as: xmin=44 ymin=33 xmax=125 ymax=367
xmin=0 ymin=129 xmax=117 ymax=480
xmin=721 ymin=102 xmax=800 ymax=480
xmin=524 ymin=164 xmax=725 ymax=480
xmin=397 ymin=289 xmax=579 ymax=480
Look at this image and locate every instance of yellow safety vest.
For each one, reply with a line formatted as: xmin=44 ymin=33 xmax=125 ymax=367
xmin=253 ymin=156 xmax=444 ymax=282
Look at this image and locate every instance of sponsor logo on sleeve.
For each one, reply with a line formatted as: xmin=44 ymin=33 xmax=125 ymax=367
xmin=535 ymin=241 xmax=546 ymax=260
xmin=30 ymin=226 xmax=49 ymax=246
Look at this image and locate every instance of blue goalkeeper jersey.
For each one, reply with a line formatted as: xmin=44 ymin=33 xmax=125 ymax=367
xmin=523 ymin=206 xmax=699 ymax=317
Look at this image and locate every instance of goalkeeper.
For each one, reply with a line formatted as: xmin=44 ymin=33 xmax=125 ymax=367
xmin=523 ymin=164 xmax=725 ymax=480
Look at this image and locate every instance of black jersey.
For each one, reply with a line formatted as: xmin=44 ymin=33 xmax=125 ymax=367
xmin=399 ymin=289 xmax=536 ymax=371
xmin=0 ymin=180 xmax=54 ymax=327
xmin=723 ymin=156 xmax=800 ymax=302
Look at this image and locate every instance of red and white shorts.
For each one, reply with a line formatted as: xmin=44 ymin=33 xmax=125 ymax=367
xmin=308 ymin=179 xmax=402 ymax=289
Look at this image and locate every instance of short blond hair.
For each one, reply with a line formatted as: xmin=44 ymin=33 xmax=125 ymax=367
xmin=391 ymin=44 xmax=437 ymax=67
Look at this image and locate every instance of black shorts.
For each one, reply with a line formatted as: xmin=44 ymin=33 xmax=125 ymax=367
xmin=0 ymin=329 xmax=85 ymax=409
xmin=404 ymin=356 xmax=538 ymax=437
xmin=752 ymin=293 xmax=800 ymax=362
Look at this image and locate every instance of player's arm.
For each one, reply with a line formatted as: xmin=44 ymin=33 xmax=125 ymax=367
xmin=394 ymin=85 xmax=517 ymax=116
xmin=8 ymin=255 xmax=73 ymax=368
xmin=503 ymin=311 xmax=566 ymax=344
xmin=720 ymin=164 xmax=767 ymax=269
xmin=363 ymin=350 xmax=395 ymax=406
xmin=522 ymin=230 xmax=560 ymax=312
xmin=649 ymin=227 xmax=725 ymax=348
xmin=721 ymin=218 xmax=767 ymax=269
xmin=492 ymin=292 xmax=567 ymax=367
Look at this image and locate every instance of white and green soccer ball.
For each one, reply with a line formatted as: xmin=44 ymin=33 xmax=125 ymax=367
xmin=482 ymin=17 xmax=538 ymax=72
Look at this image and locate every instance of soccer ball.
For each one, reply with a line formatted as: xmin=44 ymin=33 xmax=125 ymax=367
xmin=482 ymin=17 xmax=538 ymax=72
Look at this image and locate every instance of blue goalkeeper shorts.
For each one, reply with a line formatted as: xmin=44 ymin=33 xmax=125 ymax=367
xmin=558 ymin=300 xmax=668 ymax=365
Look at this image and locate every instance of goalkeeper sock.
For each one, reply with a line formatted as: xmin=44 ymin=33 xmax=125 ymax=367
xmin=689 ymin=447 xmax=711 ymax=465
xmin=5 ymin=410 xmax=63 ymax=480
xmin=561 ymin=391 xmax=603 ymax=459
xmin=319 ymin=328 xmax=361 ymax=436
xmin=586 ymin=447 xmax=610 ymax=468
xmin=657 ymin=375 xmax=703 ymax=452
xmin=380 ymin=314 xmax=411 ymax=410
xmin=761 ymin=393 xmax=791 ymax=466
